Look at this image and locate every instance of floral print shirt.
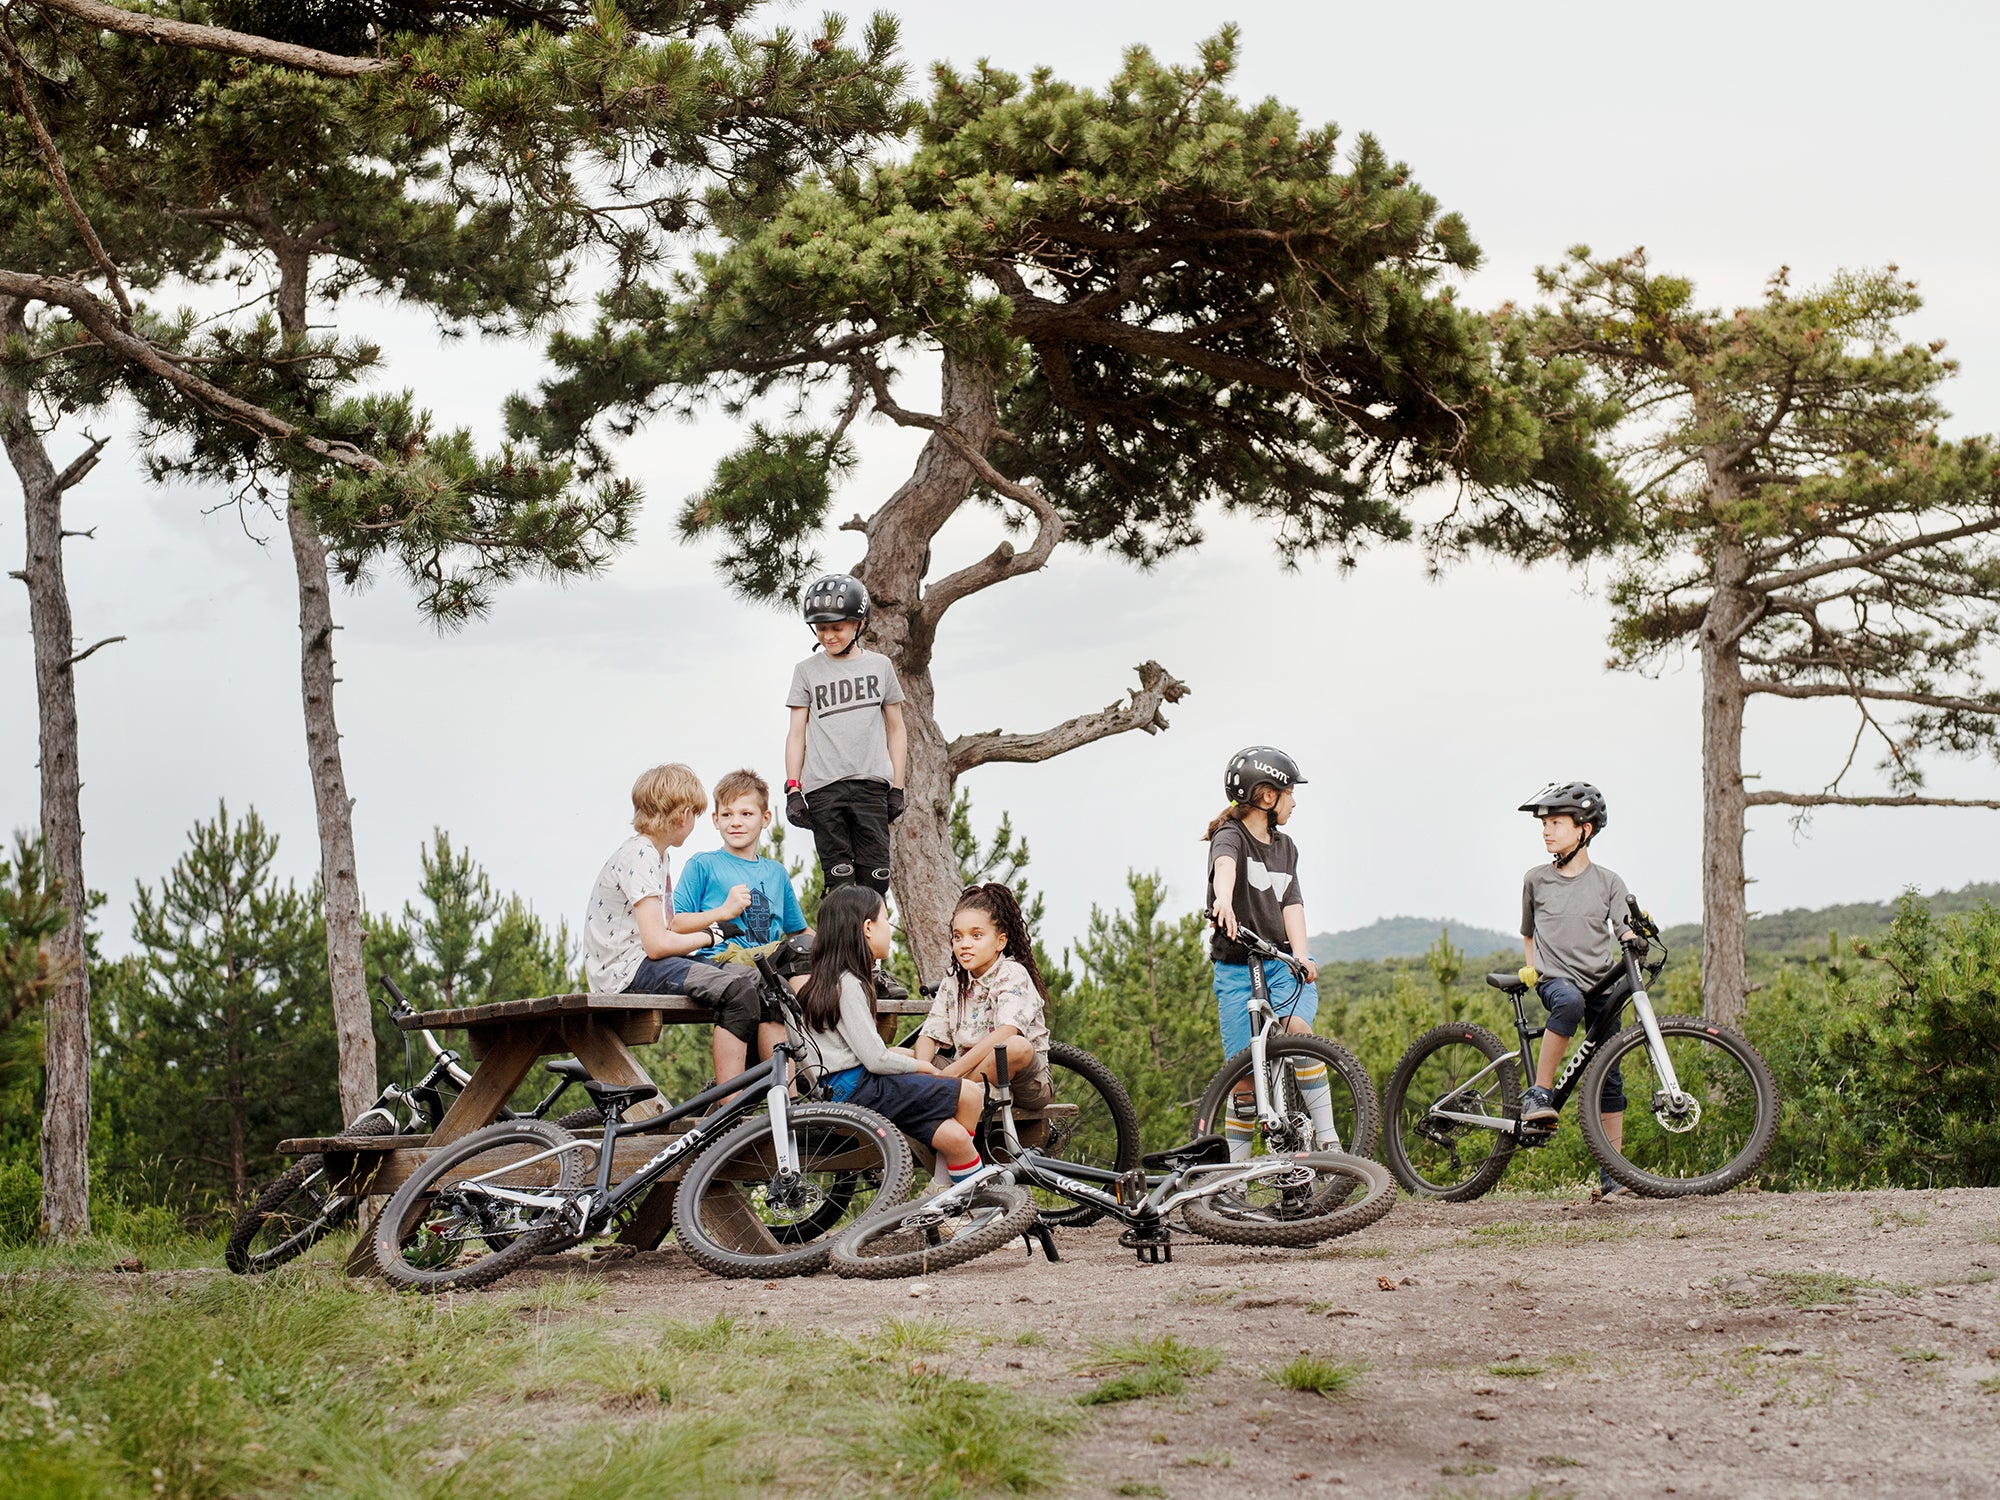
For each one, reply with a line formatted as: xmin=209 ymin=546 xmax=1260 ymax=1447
xmin=919 ymin=957 xmax=1049 ymax=1080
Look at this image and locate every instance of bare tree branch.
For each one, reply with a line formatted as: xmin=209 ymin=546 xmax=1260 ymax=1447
xmin=1749 ymin=512 xmax=2000 ymax=596
xmin=0 ymin=21 xmax=133 ymax=320
xmin=1746 ymin=790 xmax=2000 ymax=810
xmin=64 ymin=632 xmax=122 ymax=665
xmin=31 ymin=0 xmax=393 ymax=77
xmin=1742 ymin=679 xmax=2000 ymax=716
xmin=0 ymin=268 xmax=382 ymax=470
xmin=51 ymin=433 xmax=108 ymax=494
xmin=948 ymin=660 xmax=1189 ymax=775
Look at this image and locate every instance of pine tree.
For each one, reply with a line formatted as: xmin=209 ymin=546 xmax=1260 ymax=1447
xmin=513 ymin=30 xmax=1617 ymax=976
xmin=93 ymin=805 xmax=337 ymax=1210
xmin=1498 ymin=252 xmax=2000 ymax=1025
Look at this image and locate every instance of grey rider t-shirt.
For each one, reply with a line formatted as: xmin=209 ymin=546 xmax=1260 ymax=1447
xmin=787 ymin=648 xmax=905 ymax=792
xmin=1520 ymin=861 xmax=1632 ymax=988
xmin=1206 ymin=819 xmax=1304 ymax=964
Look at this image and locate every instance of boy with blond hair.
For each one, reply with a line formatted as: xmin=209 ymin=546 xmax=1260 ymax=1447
xmin=583 ymin=763 xmax=785 ymax=1086
xmin=672 ymin=769 xmax=813 ymax=978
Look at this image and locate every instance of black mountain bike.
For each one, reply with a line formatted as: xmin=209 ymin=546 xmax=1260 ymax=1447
xmin=1189 ymin=924 xmax=1379 ymax=1160
xmin=1381 ymin=899 xmax=1778 ymax=1200
xmin=372 ymin=959 xmax=913 ymax=1291
xmin=830 ymin=1049 xmax=1395 ymax=1279
xmin=224 ymin=977 xmax=596 ymax=1274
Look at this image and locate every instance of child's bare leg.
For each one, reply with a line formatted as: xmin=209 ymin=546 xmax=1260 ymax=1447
xmin=712 ymin=1028 xmax=748 ymax=1089
xmin=1601 ymin=1110 xmax=1624 ymax=1153
xmin=1534 ymin=1030 xmax=1570 ymax=1090
xmin=964 ymin=1037 xmax=1035 ymax=1083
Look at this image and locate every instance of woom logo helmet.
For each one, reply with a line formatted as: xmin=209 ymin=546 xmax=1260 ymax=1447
xmin=801 ymin=573 xmax=870 ymax=627
xmin=1224 ymin=746 xmax=1307 ymax=806
xmin=1518 ymin=781 xmax=1608 ymax=867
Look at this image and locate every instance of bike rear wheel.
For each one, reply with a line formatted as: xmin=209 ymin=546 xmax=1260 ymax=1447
xmin=225 ymin=1112 xmax=392 ymax=1274
xmin=673 ymin=1103 xmax=914 ymax=1278
xmin=830 ymin=1182 xmax=1036 ymax=1280
xmin=1180 ymin=1150 xmax=1395 ymax=1247
xmin=373 ymin=1119 xmax=583 ymax=1293
xmin=1024 ymin=1042 xmax=1142 ymax=1228
xmin=1580 ymin=1016 xmax=1778 ymax=1197
xmin=1194 ymin=1035 xmax=1380 ymax=1159
xmin=1381 ymin=1023 xmax=1520 ymax=1200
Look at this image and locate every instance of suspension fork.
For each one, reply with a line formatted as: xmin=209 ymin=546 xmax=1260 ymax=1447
xmin=766 ymin=1047 xmax=800 ymax=1176
xmin=1245 ymin=962 xmax=1282 ymax=1131
xmin=1627 ymin=976 xmax=1687 ymax=1105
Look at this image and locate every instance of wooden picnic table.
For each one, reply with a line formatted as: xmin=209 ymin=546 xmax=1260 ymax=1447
xmin=280 ymin=989 xmax=931 ymax=1273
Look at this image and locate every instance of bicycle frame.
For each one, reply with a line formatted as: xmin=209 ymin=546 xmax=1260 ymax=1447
xmin=1232 ymin=925 xmax=1329 ymax=1145
xmin=431 ymin=1043 xmax=805 ymax=1240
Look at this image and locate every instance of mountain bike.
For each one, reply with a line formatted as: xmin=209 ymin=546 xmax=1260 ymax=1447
xmin=372 ymin=958 xmax=913 ymax=1291
xmin=829 ymin=1047 xmax=1395 ymax=1279
xmin=1381 ymin=899 xmax=1778 ymax=1200
xmin=901 ymin=984 xmax=1142 ymax=1227
xmin=1189 ymin=923 xmax=1380 ymax=1161
xmin=224 ymin=977 xmax=596 ymax=1274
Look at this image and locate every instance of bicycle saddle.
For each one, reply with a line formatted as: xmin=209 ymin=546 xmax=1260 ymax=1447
xmin=544 ymin=1058 xmax=592 ymax=1082
xmin=1141 ymin=1132 xmax=1230 ymax=1170
xmin=581 ymin=1080 xmax=659 ymax=1110
xmin=1486 ymin=971 xmax=1529 ymax=995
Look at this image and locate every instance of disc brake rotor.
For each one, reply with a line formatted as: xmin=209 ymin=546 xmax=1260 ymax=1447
xmin=1652 ymin=1091 xmax=1702 ymax=1134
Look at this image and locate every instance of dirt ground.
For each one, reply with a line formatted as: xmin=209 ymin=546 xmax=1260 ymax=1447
xmin=509 ymin=1185 xmax=1999 ymax=1499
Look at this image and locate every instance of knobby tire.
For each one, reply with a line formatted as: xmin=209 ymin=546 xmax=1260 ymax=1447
xmin=373 ymin=1118 xmax=582 ymax=1293
xmin=1381 ymin=1022 xmax=1520 ymax=1201
xmin=829 ymin=1183 xmax=1037 ymax=1280
xmin=1180 ymin=1151 xmax=1396 ymax=1247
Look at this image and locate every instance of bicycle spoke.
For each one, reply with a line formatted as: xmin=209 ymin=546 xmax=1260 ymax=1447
xmin=1598 ymin=1027 xmax=1767 ymax=1188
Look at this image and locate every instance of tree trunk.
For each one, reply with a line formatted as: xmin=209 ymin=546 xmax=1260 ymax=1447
xmin=1699 ymin=536 xmax=1753 ymax=1028
xmin=275 ymin=252 xmax=375 ymax=1122
xmin=1 ymin=296 xmax=93 ymax=1238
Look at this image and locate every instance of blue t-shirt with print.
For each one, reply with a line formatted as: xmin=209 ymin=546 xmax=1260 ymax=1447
xmin=672 ymin=848 xmax=807 ymax=958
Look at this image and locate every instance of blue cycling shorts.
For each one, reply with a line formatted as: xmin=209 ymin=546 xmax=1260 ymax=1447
xmin=1213 ymin=958 xmax=1319 ymax=1058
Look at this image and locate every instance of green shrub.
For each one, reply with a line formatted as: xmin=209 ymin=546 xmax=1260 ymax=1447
xmin=0 ymin=1159 xmax=39 ymax=1248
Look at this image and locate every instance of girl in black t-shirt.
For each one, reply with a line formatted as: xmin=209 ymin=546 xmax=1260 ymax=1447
xmin=1204 ymin=746 xmax=1336 ymax=1160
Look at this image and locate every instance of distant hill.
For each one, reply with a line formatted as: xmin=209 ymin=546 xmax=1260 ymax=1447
xmin=1311 ymin=916 xmax=1517 ymax=962
xmin=1310 ymin=882 xmax=2000 ymax=965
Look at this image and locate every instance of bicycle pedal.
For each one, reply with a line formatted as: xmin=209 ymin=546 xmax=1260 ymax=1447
xmin=1117 ymin=1225 xmax=1173 ymax=1265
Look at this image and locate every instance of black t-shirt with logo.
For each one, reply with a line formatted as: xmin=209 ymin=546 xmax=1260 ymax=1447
xmin=1205 ymin=820 xmax=1305 ymax=965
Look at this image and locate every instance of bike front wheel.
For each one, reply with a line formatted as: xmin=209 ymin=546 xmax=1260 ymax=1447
xmin=1580 ymin=1015 xmax=1778 ymax=1197
xmin=1027 ymin=1042 xmax=1143 ymax=1228
xmin=373 ymin=1118 xmax=583 ymax=1293
xmin=830 ymin=1182 xmax=1037 ymax=1280
xmin=673 ymin=1103 xmax=914 ymax=1278
xmin=1381 ymin=1023 xmax=1520 ymax=1201
xmin=1194 ymin=1035 xmax=1380 ymax=1159
xmin=1180 ymin=1151 xmax=1396 ymax=1247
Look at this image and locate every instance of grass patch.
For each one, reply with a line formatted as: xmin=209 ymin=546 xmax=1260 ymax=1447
xmin=1265 ymin=1354 xmax=1365 ymax=1398
xmin=1978 ymin=1375 xmax=2000 ymax=1396
xmin=1304 ymin=1243 xmax=1394 ymax=1260
xmin=878 ymin=1316 xmax=957 ymax=1355
xmin=1076 ymin=1336 xmax=1221 ymax=1406
xmin=1013 ymin=1329 xmax=1047 ymax=1348
xmin=1456 ymin=1220 xmax=1636 ymax=1249
xmin=1114 ymin=1486 xmax=1168 ymax=1498
xmin=1753 ymin=1269 xmax=1911 ymax=1308
xmin=1440 ymin=1459 xmax=1496 ymax=1475
xmin=1488 ymin=1359 xmax=1546 ymax=1378
xmin=0 ymin=1269 xmax=1085 ymax=1500
xmin=1894 ymin=1346 xmax=1942 ymax=1364
xmin=1534 ymin=1454 xmax=1584 ymax=1468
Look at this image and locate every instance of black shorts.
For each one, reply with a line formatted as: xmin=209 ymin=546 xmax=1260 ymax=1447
xmin=833 ymin=1069 xmax=964 ymax=1144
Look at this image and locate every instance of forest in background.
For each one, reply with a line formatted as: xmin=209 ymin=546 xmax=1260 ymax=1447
xmin=3 ymin=794 xmax=1996 ymax=1247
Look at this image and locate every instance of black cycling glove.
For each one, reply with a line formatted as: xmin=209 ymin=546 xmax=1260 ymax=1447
xmin=887 ymin=786 xmax=906 ymax=821
xmin=786 ymin=789 xmax=812 ymax=829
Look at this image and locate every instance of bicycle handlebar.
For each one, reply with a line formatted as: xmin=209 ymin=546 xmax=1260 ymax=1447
xmin=1206 ymin=910 xmax=1314 ymax=976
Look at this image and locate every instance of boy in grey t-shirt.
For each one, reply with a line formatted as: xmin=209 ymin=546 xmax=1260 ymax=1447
xmin=1514 ymin=781 xmax=1639 ymax=1200
xmin=783 ymin=572 xmax=906 ymax=898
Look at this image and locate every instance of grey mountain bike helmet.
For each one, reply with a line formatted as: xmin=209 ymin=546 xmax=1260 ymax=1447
xmin=801 ymin=573 xmax=870 ymax=627
xmin=1519 ymin=781 xmax=1607 ymax=866
xmin=1225 ymin=746 xmax=1307 ymax=806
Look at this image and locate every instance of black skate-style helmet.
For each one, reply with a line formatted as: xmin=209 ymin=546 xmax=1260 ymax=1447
xmin=1517 ymin=781 xmax=1608 ymax=834
xmin=801 ymin=573 xmax=870 ymax=627
xmin=1224 ymin=746 xmax=1307 ymax=806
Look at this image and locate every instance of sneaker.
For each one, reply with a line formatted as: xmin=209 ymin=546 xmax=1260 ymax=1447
xmin=1592 ymin=1178 xmax=1634 ymax=1203
xmin=872 ymin=964 xmax=909 ymax=1001
xmin=1520 ymin=1086 xmax=1558 ymax=1126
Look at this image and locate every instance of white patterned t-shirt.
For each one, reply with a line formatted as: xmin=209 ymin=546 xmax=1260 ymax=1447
xmin=918 ymin=956 xmax=1049 ymax=1081
xmin=584 ymin=834 xmax=668 ymax=994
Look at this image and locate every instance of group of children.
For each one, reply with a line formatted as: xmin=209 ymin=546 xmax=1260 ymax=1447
xmin=581 ymin=572 xmax=1641 ymax=1199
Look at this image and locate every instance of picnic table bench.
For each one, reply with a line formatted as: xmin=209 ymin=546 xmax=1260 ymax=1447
xmin=278 ymin=988 xmax=1072 ymax=1274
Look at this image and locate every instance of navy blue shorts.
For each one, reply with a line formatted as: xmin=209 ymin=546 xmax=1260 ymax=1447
xmin=825 ymin=1068 xmax=964 ymax=1144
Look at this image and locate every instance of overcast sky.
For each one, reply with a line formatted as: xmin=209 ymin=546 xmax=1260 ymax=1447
xmin=5 ymin=1 xmax=1999 ymax=965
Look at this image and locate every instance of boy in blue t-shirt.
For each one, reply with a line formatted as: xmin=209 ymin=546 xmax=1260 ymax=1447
xmin=672 ymin=769 xmax=813 ymax=980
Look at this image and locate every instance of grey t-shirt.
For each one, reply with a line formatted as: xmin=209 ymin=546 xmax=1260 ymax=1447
xmin=1520 ymin=861 xmax=1632 ymax=987
xmin=1206 ymin=820 xmax=1304 ymax=965
xmin=786 ymin=648 xmax=905 ymax=792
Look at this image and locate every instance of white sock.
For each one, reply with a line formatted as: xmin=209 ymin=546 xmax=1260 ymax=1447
xmin=1292 ymin=1060 xmax=1340 ymax=1149
xmin=1226 ymin=1098 xmax=1258 ymax=1162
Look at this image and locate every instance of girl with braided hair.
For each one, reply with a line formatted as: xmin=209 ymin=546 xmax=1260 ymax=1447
xmin=912 ymin=882 xmax=1054 ymax=1113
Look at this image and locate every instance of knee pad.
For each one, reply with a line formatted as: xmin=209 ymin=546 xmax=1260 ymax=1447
xmin=866 ymin=866 xmax=892 ymax=893
xmin=708 ymin=975 xmax=763 ymax=1045
xmin=827 ymin=862 xmax=855 ymax=885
